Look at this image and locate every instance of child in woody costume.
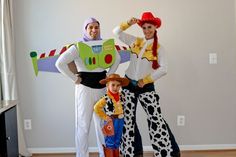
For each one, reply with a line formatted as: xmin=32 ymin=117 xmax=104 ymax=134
xmin=113 ymin=12 xmax=180 ymax=157
xmin=94 ymin=74 xmax=129 ymax=157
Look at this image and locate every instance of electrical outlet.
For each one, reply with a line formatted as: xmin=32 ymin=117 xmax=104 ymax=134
xmin=24 ymin=119 xmax=32 ymax=130
xmin=177 ymin=115 xmax=185 ymax=126
xmin=209 ymin=53 xmax=217 ymax=64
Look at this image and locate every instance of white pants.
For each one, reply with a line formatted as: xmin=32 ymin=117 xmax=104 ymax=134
xmin=75 ymin=84 xmax=105 ymax=157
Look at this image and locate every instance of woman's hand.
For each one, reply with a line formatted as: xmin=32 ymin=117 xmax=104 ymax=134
xmin=127 ymin=17 xmax=139 ymax=25
xmin=137 ymin=79 xmax=145 ymax=88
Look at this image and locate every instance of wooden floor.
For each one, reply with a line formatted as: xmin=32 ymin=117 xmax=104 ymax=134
xmin=32 ymin=150 xmax=236 ymax=157
xmin=181 ymin=150 xmax=236 ymax=157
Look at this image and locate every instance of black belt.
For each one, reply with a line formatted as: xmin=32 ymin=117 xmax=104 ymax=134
xmin=110 ymin=114 xmax=124 ymax=119
xmin=78 ymin=71 xmax=106 ymax=89
xmin=123 ymin=75 xmax=155 ymax=94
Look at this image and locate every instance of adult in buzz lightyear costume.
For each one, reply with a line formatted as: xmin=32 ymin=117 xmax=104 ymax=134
xmin=113 ymin=12 xmax=180 ymax=157
xmin=56 ymin=17 xmax=121 ymax=157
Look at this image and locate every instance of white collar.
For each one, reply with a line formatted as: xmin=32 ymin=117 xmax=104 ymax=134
xmin=144 ymin=38 xmax=154 ymax=44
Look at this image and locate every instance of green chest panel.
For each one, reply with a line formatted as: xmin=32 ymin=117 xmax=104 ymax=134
xmin=76 ymin=39 xmax=116 ymax=70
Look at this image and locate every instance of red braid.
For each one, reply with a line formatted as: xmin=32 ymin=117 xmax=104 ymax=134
xmin=152 ymin=31 xmax=159 ymax=69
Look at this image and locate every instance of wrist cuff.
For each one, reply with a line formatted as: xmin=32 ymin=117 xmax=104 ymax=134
xmin=143 ymin=75 xmax=154 ymax=84
xmin=120 ymin=22 xmax=130 ymax=31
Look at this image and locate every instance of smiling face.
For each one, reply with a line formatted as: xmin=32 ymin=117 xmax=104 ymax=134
xmin=107 ymin=80 xmax=121 ymax=94
xmin=86 ymin=22 xmax=100 ymax=40
xmin=141 ymin=23 xmax=157 ymax=40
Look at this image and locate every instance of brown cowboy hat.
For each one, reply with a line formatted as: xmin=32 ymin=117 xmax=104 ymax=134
xmin=99 ymin=74 xmax=129 ymax=86
xmin=137 ymin=12 xmax=161 ymax=28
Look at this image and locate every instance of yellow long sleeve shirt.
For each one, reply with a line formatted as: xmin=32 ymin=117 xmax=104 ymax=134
xmin=94 ymin=92 xmax=123 ymax=121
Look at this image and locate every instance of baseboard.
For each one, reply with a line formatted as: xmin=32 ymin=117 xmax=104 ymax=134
xmin=28 ymin=144 xmax=236 ymax=154
xmin=180 ymin=144 xmax=236 ymax=150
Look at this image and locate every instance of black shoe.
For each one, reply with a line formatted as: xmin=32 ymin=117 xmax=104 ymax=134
xmin=134 ymin=151 xmax=143 ymax=157
xmin=172 ymin=152 xmax=181 ymax=157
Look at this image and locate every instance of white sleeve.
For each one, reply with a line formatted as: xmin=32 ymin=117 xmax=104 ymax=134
xmin=151 ymin=45 xmax=168 ymax=81
xmin=107 ymin=49 xmax=121 ymax=75
xmin=55 ymin=45 xmax=79 ymax=82
xmin=113 ymin=26 xmax=136 ymax=46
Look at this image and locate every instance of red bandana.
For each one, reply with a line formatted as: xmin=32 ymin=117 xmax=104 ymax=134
xmin=108 ymin=90 xmax=120 ymax=102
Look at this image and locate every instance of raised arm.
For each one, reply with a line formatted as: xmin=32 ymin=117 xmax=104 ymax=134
xmin=113 ymin=18 xmax=139 ymax=46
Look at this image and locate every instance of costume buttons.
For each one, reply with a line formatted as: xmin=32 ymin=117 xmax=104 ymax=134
xmin=105 ymin=54 xmax=112 ymax=64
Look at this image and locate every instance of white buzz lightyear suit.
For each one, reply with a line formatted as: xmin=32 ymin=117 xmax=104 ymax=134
xmin=56 ymin=42 xmax=120 ymax=157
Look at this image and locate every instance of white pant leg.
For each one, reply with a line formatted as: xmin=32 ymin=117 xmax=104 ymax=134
xmin=93 ymin=87 xmax=106 ymax=157
xmin=93 ymin=112 xmax=105 ymax=157
xmin=75 ymin=84 xmax=94 ymax=157
xmin=75 ymin=84 xmax=106 ymax=157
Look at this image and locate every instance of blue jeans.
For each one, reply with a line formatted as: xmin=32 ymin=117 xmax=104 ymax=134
xmin=105 ymin=118 xmax=124 ymax=149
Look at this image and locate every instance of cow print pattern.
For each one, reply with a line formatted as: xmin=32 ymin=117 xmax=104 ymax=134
xmin=120 ymin=89 xmax=136 ymax=157
xmin=139 ymin=91 xmax=173 ymax=157
xmin=120 ymin=90 xmax=174 ymax=157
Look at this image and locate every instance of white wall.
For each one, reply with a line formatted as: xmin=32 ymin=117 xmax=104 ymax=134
xmin=13 ymin=0 xmax=236 ymax=151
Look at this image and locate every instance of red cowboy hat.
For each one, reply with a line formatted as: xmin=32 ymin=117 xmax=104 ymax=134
xmin=99 ymin=74 xmax=129 ymax=87
xmin=137 ymin=12 xmax=161 ymax=28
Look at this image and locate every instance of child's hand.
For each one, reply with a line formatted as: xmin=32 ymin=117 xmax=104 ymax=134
xmin=106 ymin=116 xmax=112 ymax=122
